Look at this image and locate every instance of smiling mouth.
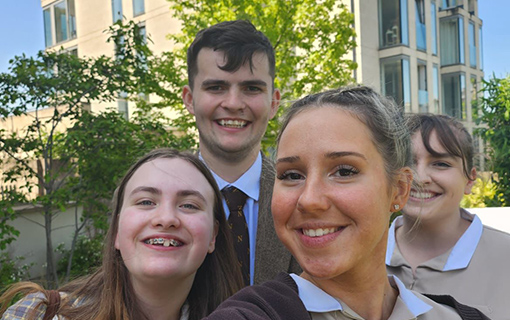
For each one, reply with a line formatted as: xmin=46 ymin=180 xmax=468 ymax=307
xmin=144 ymin=238 xmax=183 ymax=247
xmin=302 ymin=227 xmax=341 ymax=237
xmin=217 ymin=119 xmax=248 ymax=129
xmin=409 ymin=190 xmax=438 ymax=200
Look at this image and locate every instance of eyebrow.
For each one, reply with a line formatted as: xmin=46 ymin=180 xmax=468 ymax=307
xmin=176 ymin=190 xmax=207 ymax=202
xmin=200 ymin=79 xmax=268 ymax=88
xmin=129 ymin=187 xmax=206 ymax=202
xmin=276 ymin=151 xmax=367 ymax=164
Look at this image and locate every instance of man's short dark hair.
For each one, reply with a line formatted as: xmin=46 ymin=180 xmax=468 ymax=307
xmin=186 ymin=20 xmax=276 ymax=89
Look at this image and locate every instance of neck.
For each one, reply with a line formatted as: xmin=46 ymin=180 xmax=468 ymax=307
xmin=131 ymin=275 xmax=194 ymax=320
xmin=200 ymin=146 xmax=260 ymax=183
xmin=396 ymin=210 xmax=470 ymax=270
xmin=303 ymin=238 xmax=396 ymax=319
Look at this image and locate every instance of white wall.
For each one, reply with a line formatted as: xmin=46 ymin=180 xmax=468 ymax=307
xmin=467 ymin=207 xmax=510 ymax=234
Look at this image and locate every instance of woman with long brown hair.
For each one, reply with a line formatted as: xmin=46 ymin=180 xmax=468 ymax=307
xmin=1 ymin=148 xmax=243 ymax=320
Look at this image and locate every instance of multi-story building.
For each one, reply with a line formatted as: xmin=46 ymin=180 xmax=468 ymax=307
xmin=40 ymin=0 xmax=484 ymax=162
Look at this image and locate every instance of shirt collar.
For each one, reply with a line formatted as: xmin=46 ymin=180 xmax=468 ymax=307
xmin=386 ymin=210 xmax=483 ymax=271
xmin=443 ymin=209 xmax=482 ymax=270
xmin=200 ymin=152 xmax=261 ymax=201
xmin=290 ymin=273 xmax=432 ymax=317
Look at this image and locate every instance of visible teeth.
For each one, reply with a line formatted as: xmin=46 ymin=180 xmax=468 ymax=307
xmin=145 ymin=238 xmax=181 ymax=247
xmin=219 ymin=119 xmax=247 ymax=128
xmin=303 ymin=228 xmax=338 ymax=237
xmin=410 ymin=191 xmax=435 ymax=199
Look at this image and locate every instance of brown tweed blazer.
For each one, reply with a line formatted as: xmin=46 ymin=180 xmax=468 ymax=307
xmin=254 ymin=154 xmax=301 ymax=284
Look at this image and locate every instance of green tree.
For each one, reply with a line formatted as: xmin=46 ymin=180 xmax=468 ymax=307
xmin=0 ymin=21 xmax=194 ymax=287
xmin=160 ymin=0 xmax=357 ymax=150
xmin=476 ymin=75 xmax=510 ymax=206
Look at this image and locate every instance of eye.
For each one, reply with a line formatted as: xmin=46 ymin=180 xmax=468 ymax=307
xmin=433 ymin=161 xmax=452 ymax=168
xmin=137 ymin=199 xmax=155 ymax=206
xmin=277 ymin=171 xmax=304 ymax=181
xmin=333 ymin=165 xmax=359 ymax=177
xmin=205 ymin=85 xmax=225 ymax=92
xmin=245 ymin=86 xmax=263 ymax=93
xmin=180 ymin=202 xmax=200 ymax=212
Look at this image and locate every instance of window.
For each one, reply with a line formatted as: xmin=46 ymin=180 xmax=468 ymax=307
xmin=440 ymin=16 xmax=464 ymax=66
xmin=43 ymin=0 xmax=77 ymax=47
xmin=118 ymin=91 xmax=129 ymax=120
xmin=416 ymin=0 xmax=426 ymax=51
xmin=431 ymin=1 xmax=438 ymax=55
xmin=417 ymin=60 xmax=428 ymax=112
xmin=470 ymin=75 xmax=479 ymax=117
xmin=432 ymin=64 xmax=440 ymax=113
xmin=380 ymin=56 xmax=411 ymax=111
xmin=379 ymin=0 xmax=409 ymax=47
xmin=468 ymin=22 xmax=477 ymax=68
xmin=112 ymin=0 xmax=123 ymax=23
xmin=440 ymin=0 xmax=457 ymax=9
xmin=133 ymin=0 xmax=145 ymax=16
xmin=44 ymin=9 xmax=53 ymax=47
xmin=442 ymin=72 xmax=466 ymax=119
xmin=479 ymin=26 xmax=484 ymax=70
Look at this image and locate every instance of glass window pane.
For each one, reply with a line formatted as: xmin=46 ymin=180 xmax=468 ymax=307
xmin=112 ymin=0 xmax=123 ymax=22
xmin=380 ymin=0 xmax=402 ymax=47
xmin=418 ymin=62 xmax=428 ymax=112
xmin=431 ymin=1 xmax=437 ymax=55
xmin=43 ymin=8 xmax=53 ymax=47
xmin=133 ymin=0 xmax=145 ymax=16
xmin=440 ymin=17 xmax=464 ymax=66
xmin=401 ymin=0 xmax=409 ymax=45
xmin=380 ymin=56 xmax=410 ymax=111
xmin=433 ymin=64 xmax=440 ymax=113
xmin=416 ymin=0 xmax=426 ymax=51
xmin=469 ymin=22 xmax=476 ymax=68
xmin=54 ymin=1 xmax=68 ymax=43
xmin=479 ymin=26 xmax=483 ymax=70
xmin=458 ymin=16 xmax=464 ymax=64
xmin=67 ymin=0 xmax=76 ymax=39
xmin=442 ymin=72 xmax=466 ymax=119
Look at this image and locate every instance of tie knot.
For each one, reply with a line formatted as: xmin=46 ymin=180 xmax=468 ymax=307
xmin=222 ymin=186 xmax=248 ymax=212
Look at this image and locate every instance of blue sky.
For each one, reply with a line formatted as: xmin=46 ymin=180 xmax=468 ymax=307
xmin=1 ymin=1 xmax=509 ymax=78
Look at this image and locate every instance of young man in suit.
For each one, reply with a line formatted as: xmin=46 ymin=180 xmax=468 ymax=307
xmin=182 ymin=20 xmax=300 ymax=286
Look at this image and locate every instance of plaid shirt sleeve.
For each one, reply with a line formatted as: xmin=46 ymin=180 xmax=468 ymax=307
xmin=1 ymin=292 xmax=48 ymax=320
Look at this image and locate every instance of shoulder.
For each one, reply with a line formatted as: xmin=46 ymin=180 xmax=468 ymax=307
xmin=205 ymin=273 xmax=310 ymax=320
xmin=481 ymin=224 xmax=510 ymax=241
xmin=416 ymin=293 xmax=490 ymax=320
xmin=2 ymin=292 xmax=48 ymax=320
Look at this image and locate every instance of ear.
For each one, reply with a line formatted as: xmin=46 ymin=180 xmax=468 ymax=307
xmin=114 ymin=232 xmax=120 ymax=250
xmin=464 ymin=167 xmax=477 ymax=195
xmin=208 ymin=220 xmax=219 ymax=253
xmin=269 ymin=88 xmax=281 ymax=119
xmin=182 ymin=85 xmax=195 ymax=115
xmin=391 ymin=167 xmax=413 ymax=212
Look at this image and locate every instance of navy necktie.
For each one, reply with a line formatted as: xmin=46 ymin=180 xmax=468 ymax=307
xmin=222 ymin=186 xmax=250 ymax=286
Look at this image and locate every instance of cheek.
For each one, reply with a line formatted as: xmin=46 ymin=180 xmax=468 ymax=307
xmin=271 ymin=188 xmax=297 ymax=228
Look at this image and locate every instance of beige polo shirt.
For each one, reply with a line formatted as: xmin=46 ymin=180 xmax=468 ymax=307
xmin=387 ymin=209 xmax=510 ymax=319
xmin=290 ymin=274 xmax=462 ymax=319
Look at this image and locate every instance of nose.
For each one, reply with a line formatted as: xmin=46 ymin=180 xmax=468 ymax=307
xmin=297 ymin=174 xmax=331 ymax=214
xmin=221 ymin=88 xmax=245 ymax=112
xmin=414 ymin=163 xmax=431 ymax=185
xmin=152 ymin=204 xmax=180 ymax=229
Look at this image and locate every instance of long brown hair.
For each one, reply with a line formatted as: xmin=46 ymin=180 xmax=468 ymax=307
xmin=0 ymin=148 xmax=243 ymax=320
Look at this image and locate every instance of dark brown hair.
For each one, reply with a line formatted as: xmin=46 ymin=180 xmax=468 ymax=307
xmin=406 ymin=114 xmax=475 ymax=181
xmin=0 ymin=149 xmax=243 ymax=320
xmin=186 ymin=20 xmax=276 ymax=90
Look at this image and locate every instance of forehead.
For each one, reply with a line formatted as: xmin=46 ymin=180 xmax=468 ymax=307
xmin=278 ymin=107 xmax=380 ymax=159
xmin=125 ymin=158 xmax=214 ymax=200
xmin=195 ymin=48 xmax=271 ymax=79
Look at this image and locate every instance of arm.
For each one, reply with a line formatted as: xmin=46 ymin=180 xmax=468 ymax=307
xmin=205 ymin=273 xmax=310 ymax=320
